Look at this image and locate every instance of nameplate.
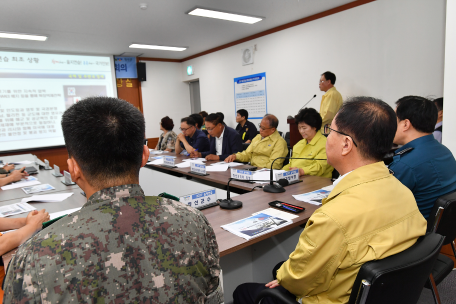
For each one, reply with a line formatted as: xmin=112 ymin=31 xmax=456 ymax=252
xmin=231 ymin=168 xmax=253 ymax=180
xmin=276 ymin=169 xmax=300 ymax=184
xmin=61 ymin=170 xmax=76 ymax=186
xmin=162 ymin=156 xmax=175 ymax=167
xmin=180 ymin=189 xmax=217 ymax=209
xmin=190 ymin=162 xmax=207 ymax=175
xmin=52 ymin=164 xmax=63 ymax=177
xmin=44 ymin=159 xmax=52 ymax=170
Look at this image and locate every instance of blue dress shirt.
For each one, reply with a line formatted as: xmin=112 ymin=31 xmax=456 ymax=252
xmin=389 ymin=135 xmax=456 ymax=219
xmin=180 ymin=128 xmax=210 ymax=153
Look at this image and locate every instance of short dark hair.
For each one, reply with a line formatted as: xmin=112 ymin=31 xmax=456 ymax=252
xmin=160 ymin=116 xmax=174 ymax=131
xmin=237 ymin=109 xmax=249 ymax=120
xmin=189 ymin=113 xmax=203 ymax=129
xmin=181 ymin=116 xmax=196 ymax=126
xmin=215 ymin=112 xmax=225 ymax=123
xmin=61 ymin=97 xmax=145 ymax=187
xmin=263 ymin=114 xmax=279 ymax=129
xmin=434 ymin=97 xmax=443 ymax=112
xmin=395 ymin=96 xmax=437 ymax=133
xmin=205 ymin=113 xmax=222 ymax=125
xmin=335 ymin=97 xmax=396 ymax=161
xmin=322 ymin=71 xmax=336 ymax=85
xmin=199 ymin=111 xmax=208 ymax=118
xmin=295 ymin=108 xmax=322 ymax=130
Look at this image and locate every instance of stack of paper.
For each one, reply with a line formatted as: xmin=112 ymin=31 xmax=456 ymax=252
xmin=1 ymin=176 xmax=41 ymax=190
xmin=292 ymin=189 xmax=331 ymax=206
xmin=221 ymin=212 xmax=292 ymax=240
xmin=21 ymin=193 xmax=74 ymax=204
xmin=210 ymin=162 xmax=243 ymax=168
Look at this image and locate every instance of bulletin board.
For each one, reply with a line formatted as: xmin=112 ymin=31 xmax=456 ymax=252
xmin=234 ymin=72 xmax=267 ymax=119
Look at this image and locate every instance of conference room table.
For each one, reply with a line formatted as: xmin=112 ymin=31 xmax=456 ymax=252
xmin=1 ymin=153 xmax=333 ymax=303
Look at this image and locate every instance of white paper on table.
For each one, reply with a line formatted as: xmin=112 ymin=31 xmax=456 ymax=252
xmin=182 ymin=158 xmax=206 ymax=162
xmin=49 ymin=207 xmax=82 ymax=220
xmin=175 ymin=161 xmax=192 ymax=168
xmin=210 ymin=162 xmax=243 ymax=167
xmin=252 ymin=170 xmax=286 ymax=183
xmin=0 ymin=202 xmax=36 ymax=217
xmin=292 ymin=189 xmax=331 ymax=206
xmin=21 ymin=193 xmax=74 ymax=204
xmin=9 ymin=160 xmax=34 ymax=165
xmin=147 ymin=159 xmax=164 ymax=165
xmin=149 ymin=150 xmax=164 ymax=155
xmin=321 ymin=184 xmax=335 ymax=191
xmin=252 ymin=208 xmax=299 ymax=221
xmin=205 ymin=164 xmax=229 ymax=172
xmin=1 ymin=180 xmax=41 ymax=190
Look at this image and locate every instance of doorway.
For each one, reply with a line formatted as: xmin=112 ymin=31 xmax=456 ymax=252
xmin=189 ymin=80 xmax=201 ymax=114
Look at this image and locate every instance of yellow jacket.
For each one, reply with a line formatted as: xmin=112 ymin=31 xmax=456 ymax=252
xmin=282 ymin=132 xmax=333 ymax=178
xmin=277 ymin=162 xmax=427 ymax=303
xmin=235 ymin=130 xmax=288 ymax=169
xmin=320 ymin=87 xmax=343 ymax=132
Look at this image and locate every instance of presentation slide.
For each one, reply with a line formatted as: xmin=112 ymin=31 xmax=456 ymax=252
xmin=0 ymin=50 xmax=117 ymax=153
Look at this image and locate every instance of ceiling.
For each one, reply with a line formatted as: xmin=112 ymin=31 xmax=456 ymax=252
xmin=1 ymin=0 xmax=356 ymax=60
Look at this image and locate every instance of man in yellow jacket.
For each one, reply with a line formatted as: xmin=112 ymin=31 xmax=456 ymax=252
xmin=233 ymin=97 xmax=427 ymax=304
xmin=319 ymin=71 xmax=343 ymax=132
xmin=225 ymin=114 xmax=288 ymax=169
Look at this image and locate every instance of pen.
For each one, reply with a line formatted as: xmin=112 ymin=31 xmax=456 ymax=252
xmin=281 ymin=202 xmax=304 ymax=210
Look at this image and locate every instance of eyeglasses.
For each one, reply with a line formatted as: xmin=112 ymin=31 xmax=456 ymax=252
xmin=206 ymin=123 xmax=219 ymax=132
xmin=180 ymin=126 xmax=194 ymax=132
xmin=258 ymin=123 xmax=273 ymax=131
xmin=323 ymin=125 xmax=358 ymax=147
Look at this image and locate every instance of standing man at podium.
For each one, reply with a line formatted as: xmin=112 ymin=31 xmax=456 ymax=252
xmin=319 ymin=71 xmax=343 ymax=132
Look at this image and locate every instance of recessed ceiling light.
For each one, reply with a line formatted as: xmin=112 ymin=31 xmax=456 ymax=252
xmin=129 ymin=44 xmax=187 ymax=52
xmin=188 ymin=8 xmax=263 ymax=24
xmin=0 ymin=31 xmax=47 ymax=41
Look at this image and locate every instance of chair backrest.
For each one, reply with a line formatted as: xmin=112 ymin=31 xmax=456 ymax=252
xmin=426 ymin=190 xmax=456 ymax=244
xmin=348 ymin=233 xmax=445 ymax=304
xmin=282 ymin=147 xmax=293 ymax=167
xmin=285 ymin=132 xmax=290 ymax=146
xmin=242 ymin=142 xmax=251 ymax=151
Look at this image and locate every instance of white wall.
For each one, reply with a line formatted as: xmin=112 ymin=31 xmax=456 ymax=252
xmin=181 ymin=0 xmax=446 ymax=134
xmin=443 ymin=0 xmax=455 ymax=152
xmin=140 ymin=61 xmax=190 ymax=138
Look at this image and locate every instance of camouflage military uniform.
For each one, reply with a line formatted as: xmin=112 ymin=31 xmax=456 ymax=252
xmin=3 ymin=184 xmax=223 ymax=303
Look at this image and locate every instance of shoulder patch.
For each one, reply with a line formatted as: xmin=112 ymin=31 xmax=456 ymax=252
xmin=394 ymin=147 xmax=414 ymax=156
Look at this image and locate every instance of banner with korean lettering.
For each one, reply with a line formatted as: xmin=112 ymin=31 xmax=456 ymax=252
xmin=114 ymin=57 xmax=137 ymax=79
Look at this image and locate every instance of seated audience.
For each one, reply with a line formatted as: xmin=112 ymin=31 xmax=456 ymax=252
xmin=190 ymin=113 xmax=204 ymax=130
xmin=389 ymin=95 xmax=456 ymax=219
xmin=0 ymin=209 xmax=50 ymax=299
xmin=190 ymin=113 xmax=242 ymax=161
xmin=225 ymin=114 xmax=288 ymax=169
xmin=233 ymin=97 xmax=426 ymax=304
xmin=282 ymin=108 xmax=333 ymax=178
xmin=155 ymin=116 xmax=177 ymax=152
xmin=175 ymin=116 xmax=210 ymax=154
xmin=0 ymin=166 xmax=28 ymax=187
xmin=3 ymin=97 xmax=223 ymax=303
xmin=199 ymin=111 xmax=208 ymax=130
xmin=433 ymin=97 xmax=443 ymax=143
xmin=235 ymin=109 xmax=258 ymax=143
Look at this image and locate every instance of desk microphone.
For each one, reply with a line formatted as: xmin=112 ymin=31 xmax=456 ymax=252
xmin=263 ymin=157 xmax=327 ymax=193
xmin=219 ymin=177 xmax=289 ymax=209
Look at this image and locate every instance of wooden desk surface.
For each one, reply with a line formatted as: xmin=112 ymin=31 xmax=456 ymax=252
xmin=202 ymin=175 xmax=332 ymax=257
xmin=146 ymin=153 xmax=278 ymax=193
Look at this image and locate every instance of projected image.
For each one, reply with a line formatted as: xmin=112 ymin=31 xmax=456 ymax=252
xmin=0 ymin=51 xmax=116 ymax=152
xmin=63 ymin=85 xmax=107 ymax=109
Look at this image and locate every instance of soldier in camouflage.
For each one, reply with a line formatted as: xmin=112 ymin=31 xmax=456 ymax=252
xmin=3 ymin=97 xmax=223 ymax=303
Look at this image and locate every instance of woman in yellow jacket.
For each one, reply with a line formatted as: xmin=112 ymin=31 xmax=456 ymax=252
xmin=282 ymin=108 xmax=333 ymax=178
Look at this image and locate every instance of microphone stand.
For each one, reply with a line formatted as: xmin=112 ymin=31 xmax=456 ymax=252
xmin=263 ymin=157 xmax=327 ymax=193
xmin=218 ymin=177 xmax=274 ymax=209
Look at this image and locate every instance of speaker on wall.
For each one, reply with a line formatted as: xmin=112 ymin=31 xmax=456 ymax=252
xmin=137 ymin=62 xmax=146 ymax=81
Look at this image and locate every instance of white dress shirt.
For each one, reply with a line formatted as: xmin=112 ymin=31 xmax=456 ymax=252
xmin=215 ymin=127 xmax=225 ymax=156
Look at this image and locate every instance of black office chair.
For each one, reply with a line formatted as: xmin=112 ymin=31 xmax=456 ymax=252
xmin=278 ymin=131 xmax=283 ymax=137
xmin=284 ymin=132 xmax=290 ymax=146
xmin=254 ymin=233 xmax=445 ymax=304
xmin=282 ymin=147 xmax=292 ymax=167
xmin=424 ymin=191 xmax=456 ymax=304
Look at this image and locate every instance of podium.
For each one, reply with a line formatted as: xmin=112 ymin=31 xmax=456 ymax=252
xmin=287 ymin=118 xmax=301 ymax=147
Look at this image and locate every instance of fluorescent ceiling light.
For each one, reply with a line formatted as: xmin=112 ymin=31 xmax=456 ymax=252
xmin=188 ymin=8 xmax=263 ymax=24
xmin=0 ymin=32 xmax=47 ymax=41
xmin=129 ymin=44 xmax=186 ymax=51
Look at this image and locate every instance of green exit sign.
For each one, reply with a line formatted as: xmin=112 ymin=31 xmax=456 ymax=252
xmin=187 ymin=65 xmax=193 ymax=76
